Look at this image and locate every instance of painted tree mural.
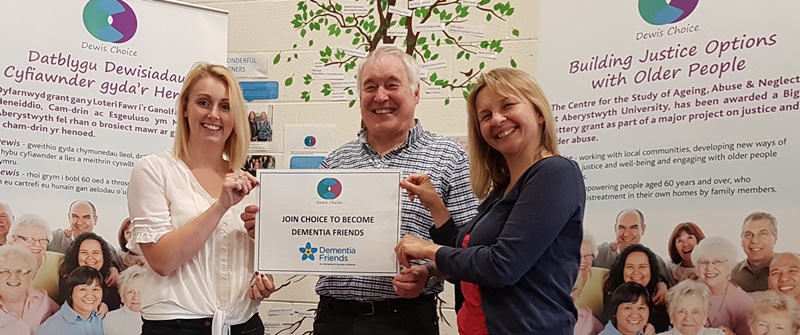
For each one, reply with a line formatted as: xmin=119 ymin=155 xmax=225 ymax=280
xmin=278 ymin=0 xmax=518 ymax=107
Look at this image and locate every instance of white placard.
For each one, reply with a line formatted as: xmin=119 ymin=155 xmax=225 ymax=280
xmin=330 ymin=90 xmax=347 ymax=101
xmin=336 ymin=45 xmax=368 ymax=58
xmin=311 ymin=67 xmax=345 ymax=80
xmin=447 ymin=24 xmax=485 ymax=38
xmin=408 ymin=0 xmax=433 ymax=9
xmin=425 ymin=85 xmax=443 ymax=94
xmin=329 ymin=80 xmax=357 ymax=88
xmin=477 ymin=51 xmax=498 ymax=59
xmin=283 ymin=124 xmax=336 ymax=169
xmin=227 ymin=53 xmax=268 ymax=77
xmin=460 ymin=0 xmax=480 ymax=6
xmin=420 ymin=60 xmax=448 ymax=70
xmin=388 ymin=5 xmax=412 ymax=17
xmin=256 ymin=170 xmax=402 ymax=276
xmin=387 ymin=27 xmax=407 ymax=37
xmin=414 ymin=23 xmax=445 ymax=32
xmin=341 ymin=2 xmax=370 ymax=15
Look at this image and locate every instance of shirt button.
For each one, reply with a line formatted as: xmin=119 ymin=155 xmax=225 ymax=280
xmin=204 ymin=320 xmax=211 ymax=326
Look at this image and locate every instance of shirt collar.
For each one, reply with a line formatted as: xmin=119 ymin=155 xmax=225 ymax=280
xmin=59 ymin=301 xmax=99 ymax=324
xmin=742 ymin=253 xmax=776 ymax=272
xmin=358 ymin=119 xmax=423 ymax=153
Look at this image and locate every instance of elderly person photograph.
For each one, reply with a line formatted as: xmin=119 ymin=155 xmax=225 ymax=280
xmin=657 ymin=280 xmax=725 ymax=335
xmin=693 ymin=236 xmax=753 ymax=335
xmin=36 ymin=266 xmax=104 ymax=335
xmin=126 ymin=62 xmax=275 ymax=335
xmin=0 ymin=244 xmax=59 ymax=335
xmin=574 ymin=261 xmax=604 ymax=335
xmin=747 ymin=290 xmax=800 ymax=335
xmin=7 ymin=214 xmax=64 ymax=302
xmin=103 ymin=265 xmax=146 ymax=335
xmin=603 ymin=244 xmax=670 ymax=332
xmin=0 ymin=202 xmax=13 ymax=246
xmin=732 ymin=212 xmax=778 ymax=293
xmin=576 ymin=234 xmax=611 ymax=319
xmin=58 ymin=232 xmax=121 ymax=310
xmin=768 ymin=252 xmax=800 ymax=307
xmin=393 ymin=67 xmax=585 ymax=334
xmin=668 ymin=222 xmax=706 ymax=283
xmin=116 ymin=218 xmax=145 ymax=269
xmin=599 ymin=282 xmax=653 ymax=335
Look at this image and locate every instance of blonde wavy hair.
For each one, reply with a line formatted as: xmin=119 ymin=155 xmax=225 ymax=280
xmin=466 ymin=68 xmax=559 ymax=200
xmin=172 ymin=62 xmax=249 ymax=171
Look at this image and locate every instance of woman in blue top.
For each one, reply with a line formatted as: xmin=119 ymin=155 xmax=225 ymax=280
xmin=600 ymin=282 xmax=653 ymax=335
xmin=395 ymin=68 xmax=585 ymax=334
xmin=37 ymin=266 xmax=104 ymax=335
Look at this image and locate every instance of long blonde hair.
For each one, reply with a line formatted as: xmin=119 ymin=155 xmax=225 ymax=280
xmin=466 ymin=68 xmax=559 ymax=200
xmin=172 ymin=62 xmax=249 ymax=171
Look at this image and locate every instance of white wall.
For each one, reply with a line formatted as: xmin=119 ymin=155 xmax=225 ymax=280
xmin=182 ymin=0 xmax=540 ymax=333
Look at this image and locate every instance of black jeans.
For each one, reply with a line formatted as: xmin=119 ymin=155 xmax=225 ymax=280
xmin=141 ymin=313 xmax=263 ymax=335
xmin=313 ymin=295 xmax=439 ymax=335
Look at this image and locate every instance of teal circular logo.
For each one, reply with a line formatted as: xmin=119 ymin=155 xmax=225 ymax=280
xmin=638 ymin=0 xmax=698 ymax=26
xmin=317 ymin=178 xmax=342 ymax=199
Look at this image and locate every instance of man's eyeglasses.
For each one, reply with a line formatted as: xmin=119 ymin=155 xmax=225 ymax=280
xmin=0 ymin=269 xmax=33 ymax=279
xmin=14 ymin=235 xmax=50 ymax=246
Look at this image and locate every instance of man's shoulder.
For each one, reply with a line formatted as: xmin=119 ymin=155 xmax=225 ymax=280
xmin=415 ymin=131 xmax=464 ymax=153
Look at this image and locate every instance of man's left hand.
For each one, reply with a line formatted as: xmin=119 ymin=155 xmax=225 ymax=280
xmin=392 ymin=265 xmax=428 ymax=298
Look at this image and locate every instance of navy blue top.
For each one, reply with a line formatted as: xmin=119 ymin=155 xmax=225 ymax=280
xmin=435 ymin=156 xmax=585 ymax=334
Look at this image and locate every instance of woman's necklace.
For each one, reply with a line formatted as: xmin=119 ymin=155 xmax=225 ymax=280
xmin=707 ymin=281 xmax=730 ymax=327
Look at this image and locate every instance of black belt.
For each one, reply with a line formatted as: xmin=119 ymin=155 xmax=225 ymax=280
xmin=320 ymin=294 xmax=435 ymax=316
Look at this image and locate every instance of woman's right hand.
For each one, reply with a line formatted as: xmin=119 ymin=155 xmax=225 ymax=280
xmin=219 ymin=173 xmax=259 ymax=210
xmin=400 ymin=174 xmax=445 ymax=211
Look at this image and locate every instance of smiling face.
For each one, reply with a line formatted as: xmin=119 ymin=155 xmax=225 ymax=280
xmin=121 ymin=286 xmax=141 ymax=312
xmin=474 ymin=88 xmax=544 ymax=161
xmin=0 ymin=206 xmax=11 ymax=240
xmin=751 ymin=311 xmax=795 ymax=335
xmin=675 ymin=230 xmax=699 ymax=265
xmin=697 ymin=256 xmax=732 ymax=289
xmin=70 ymin=279 xmax=103 ymax=319
xmin=359 ymin=55 xmax=419 ymax=142
xmin=77 ymin=239 xmax=104 ymax=271
xmin=670 ymin=295 xmax=707 ymax=335
xmin=769 ymin=253 xmax=800 ymax=302
xmin=616 ymin=212 xmax=645 ymax=251
xmin=0 ymin=257 xmax=34 ymax=302
xmin=185 ymin=76 xmax=234 ymax=149
xmin=69 ymin=202 xmax=97 ymax=236
xmin=623 ymin=251 xmax=652 ymax=287
xmin=11 ymin=225 xmax=48 ymax=265
xmin=742 ymin=218 xmax=777 ymax=267
xmin=615 ymin=296 xmax=649 ymax=335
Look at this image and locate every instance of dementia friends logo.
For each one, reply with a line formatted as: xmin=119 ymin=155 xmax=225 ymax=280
xmin=299 ymin=242 xmax=318 ymax=261
xmin=83 ymin=0 xmax=138 ymax=43
xmin=317 ymin=178 xmax=342 ymax=200
xmin=638 ymin=0 xmax=698 ymax=25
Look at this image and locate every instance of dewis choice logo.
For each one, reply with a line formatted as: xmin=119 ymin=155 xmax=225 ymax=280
xmin=304 ymin=136 xmax=317 ymax=147
xmin=83 ymin=0 xmax=138 ymax=43
xmin=638 ymin=0 xmax=698 ymax=25
xmin=317 ymin=178 xmax=342 ymax=200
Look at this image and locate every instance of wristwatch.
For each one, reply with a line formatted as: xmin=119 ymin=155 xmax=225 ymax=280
xmin=424 ymin=263 xmax=438 ymax=288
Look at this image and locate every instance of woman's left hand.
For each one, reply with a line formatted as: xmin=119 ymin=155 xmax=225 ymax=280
xmin=394 ymin=235 xmax=440 ymax=268
xmin=248 ymin=272 xmax=276 ymax=300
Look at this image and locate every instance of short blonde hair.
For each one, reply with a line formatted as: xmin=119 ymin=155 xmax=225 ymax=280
xmin=117 ymin=265 xmax=147 ymax=295
xmin=466 ymin=68 xmax=559 ymax=200
xmin=173 ymin=62 xmax=249 ymax=171
xmin=0 ymin=244 xmax=37 ymax=271
xmin=666 ymin=279 xmax=711 ymax=316
xmin=748 ymin=290 xmax=800 ymax=334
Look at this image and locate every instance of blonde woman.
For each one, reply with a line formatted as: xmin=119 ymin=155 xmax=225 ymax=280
xmin=657 ymin=280 xmax=724 ymax=335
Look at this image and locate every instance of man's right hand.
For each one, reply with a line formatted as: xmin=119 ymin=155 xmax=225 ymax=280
xmin=241 ymin=205 xmax=259 ymax=238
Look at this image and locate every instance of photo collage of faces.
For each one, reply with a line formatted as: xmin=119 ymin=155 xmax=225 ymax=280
xmin=245 ymin=103 xmax=279 ymax=176
xmin=574 ymin=209 xmax=800 ymax=335
xmin=0 ymin=200 xmax=147 ymax=335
